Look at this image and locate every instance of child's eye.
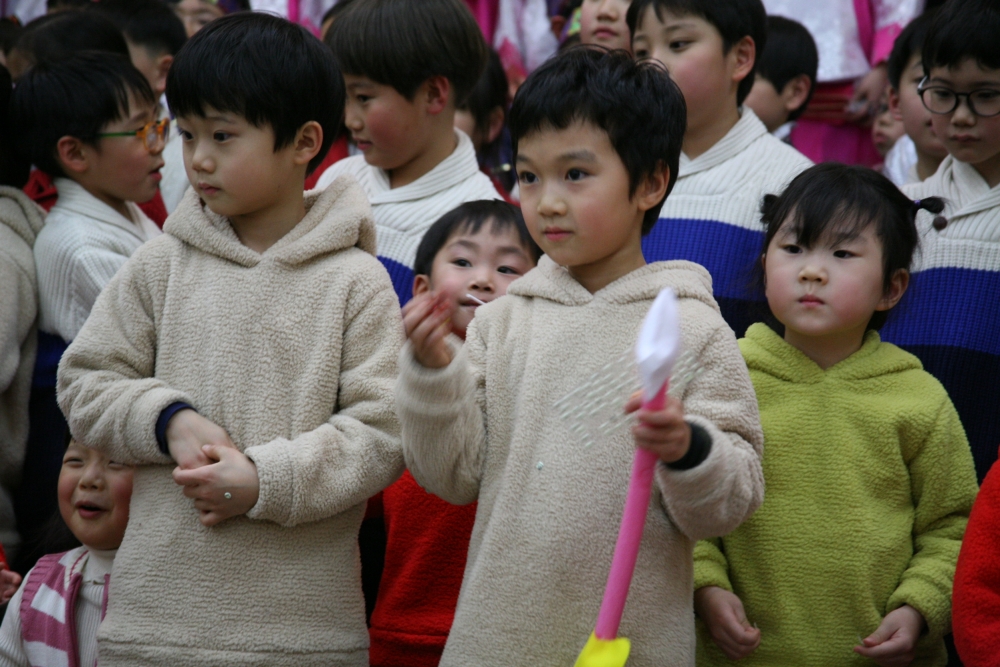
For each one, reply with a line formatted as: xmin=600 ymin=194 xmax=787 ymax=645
xmin=833 ymin=249 xmax=854 ymax=258
xmin=518 ymin=171 xmax=537 ymax=185
xmin=634 ymin=48 xmax=649 ymax=58
xmin=178 ymin=129 xmax=193 ymax=141
xmin=566 ymin=168 xmax=587 ymax=181
xmin=498 ymin=266 xmax=521 ymax=275
xmin=670 ymin=40 xmax=690 ymax=50
xmin=62 ymin=457 xmax=83 ymax=466
xmin=355 ymin=95 xmax=371 ymax=104
xmin=452 ymin=258 xmax=472 ymax=268
xmin=781 ymin=244 xmax=802 ymax=254
xmin=213 ymin=131 xmax=231 ymax=142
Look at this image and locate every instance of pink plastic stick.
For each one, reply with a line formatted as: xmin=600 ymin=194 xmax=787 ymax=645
xmin=594 ymin=383 xmax=667 ymax=640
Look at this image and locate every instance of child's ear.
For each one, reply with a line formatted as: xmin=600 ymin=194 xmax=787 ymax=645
xmin=413 ymin=274 xmax=432 ymax=297
xmin=888 ymin=87 xmax=903 ymax=121
xmin=486 ymin=106 xmax=505 ymax=145
xmin=291 ymin=121 xmax=323 ymax=168
xmin=634 ymin=161 xmax=670 ymax=212
xmin=730 ymin=35 xmax=756 ymax=86
xmin=423 ymin=75 xmax=453 ymax=116
xmin=154 ymin=54 xmax=174 ymax=97
xmin=781 ymin=74 xmax=812 ymax=115
xmin=56 ymin=136 xmax=90 ymax=175
xmin=876 ymin=269 xmax=910 ymax=311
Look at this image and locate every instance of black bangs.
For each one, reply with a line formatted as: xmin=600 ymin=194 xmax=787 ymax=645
xmin=508 ymin=46 xmax=686 ymax=235
xmin=166 ymin=13 xmax=344 ymax=173
xmin=324 ymin=0 xmax=488 ymax=106
xmin=922 ymin=0 xmax=1000 ymax=74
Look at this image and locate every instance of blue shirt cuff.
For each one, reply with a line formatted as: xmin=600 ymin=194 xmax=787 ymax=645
xmin=156 ymin=402 xmax=195 ymax=455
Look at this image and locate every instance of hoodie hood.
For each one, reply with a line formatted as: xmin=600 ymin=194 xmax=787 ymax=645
xmin=740 ymin=322 xmax=923 ymax=384
xmin=164 ymin=174 xmax=376 ymax=267
xmin=507 ymin=255 xmax=719 ymax=309
xmin=0 ymin=186 xmax=45 ymax=248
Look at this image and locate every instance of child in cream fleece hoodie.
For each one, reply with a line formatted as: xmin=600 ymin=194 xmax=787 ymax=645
xmin=398 ymin=49 xmax=764 ymax=667
xmin=57 ymin=15 xmax=403 ymax=667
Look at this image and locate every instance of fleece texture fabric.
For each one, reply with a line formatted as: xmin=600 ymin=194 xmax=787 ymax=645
xmin=642 ymin=109 xmax=812 ymax=338
xmin=33 ymin=178 xmax=161 ymax=343
xmin=57 ymin=177 xmax=405 ymax=667
xmin=880 ymin=156 xmax=1000 ymax=481
xmin=314 ymin=130 xmax=501 ymax=304
xmin=694 ymin=324 xmax=979 ymax=666
xmin=0 ymin=186 xmax=46 ymax=555
xmin=396 ymin=256 xmax=765 ymax=667
xmin=953 ymin=446 xmax=1000 ymax=666
xmin=369 ymin=469 xmax=476 ymax=667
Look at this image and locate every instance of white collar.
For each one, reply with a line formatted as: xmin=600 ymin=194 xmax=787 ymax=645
xmin=366 ymin=130 xmax=481 ymax=205
xmin=52 ymin=178 xmax=159 ymax=243
xmin=679 ymin=108 xmax=770 ymax=177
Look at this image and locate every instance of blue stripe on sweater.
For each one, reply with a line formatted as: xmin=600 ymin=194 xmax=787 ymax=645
xmin=643 ymin=217 xmax=767 ymax=337
xmin=380 ymin=256 xmax=415 ymax=306
xmin=881 ymin=267 xmax=1000 ymax=356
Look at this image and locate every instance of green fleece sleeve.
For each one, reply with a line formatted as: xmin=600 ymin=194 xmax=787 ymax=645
xmin=886 ymin=395 xmax=979 ymax=641
xmin=694 ymin=537 xmax=733 ymax=592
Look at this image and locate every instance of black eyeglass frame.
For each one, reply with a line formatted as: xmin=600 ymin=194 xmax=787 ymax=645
xmin=917 ymin=76 xmax=1000 ymax=118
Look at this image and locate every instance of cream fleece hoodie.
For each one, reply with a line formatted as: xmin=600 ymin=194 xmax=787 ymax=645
xmin=57 ymin=177 xmax=405 ymax=667
xmin=0 ymin=186 xmax=46 ymax=555
xmin=396 ymin=256 xmax=764 ymax=667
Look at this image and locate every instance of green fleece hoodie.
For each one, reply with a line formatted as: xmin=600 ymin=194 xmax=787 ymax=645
xmin=694 ymin=323 xmax=978 ymax=666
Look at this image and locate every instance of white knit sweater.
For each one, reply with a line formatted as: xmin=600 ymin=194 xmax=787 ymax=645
xmin=314 ymin=130 xmax=500 ymax=301
xmin=33 ymin=178 xmax=161 ymax=342
xmin=644 ymin=109 xmax=812 ymax=337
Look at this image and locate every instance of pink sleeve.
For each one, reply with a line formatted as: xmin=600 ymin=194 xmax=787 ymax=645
xmin=871 ymin=0 xmax=924 ymax=65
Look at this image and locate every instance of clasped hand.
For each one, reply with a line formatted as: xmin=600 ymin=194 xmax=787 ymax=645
xmin=165 ymin=409 xmax=259 ymax=526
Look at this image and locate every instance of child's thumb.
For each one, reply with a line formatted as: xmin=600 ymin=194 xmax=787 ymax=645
xmin=201 ymin=443 xmax=225 ymax=461
xmin=863 ymin=621 xmax=894 ymax=647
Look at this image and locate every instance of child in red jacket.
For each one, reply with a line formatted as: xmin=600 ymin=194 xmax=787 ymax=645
xmin=370 ymin=200 xmax=540 ymax=667
xmin=953 ymin=449 xmax=994 ymax=665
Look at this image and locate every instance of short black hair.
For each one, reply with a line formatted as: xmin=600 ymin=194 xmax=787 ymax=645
xmin=13 ymin=10 xmax=129 ymax=72
xmin=321 ymin=0 xmax=357 ymax=26
xmin=325 ymin=0 xmax=488 ymax=106
xmin=886 ymin=9 xmax=936 ymax=89
xmin=508 ymin=47 xmax=686 ymax=235
xmin=626 ymin=0 xmax=767 ymax=106
xmin=414 ymin=200 xmax=542 ymax=278
xmin=9 ymin=52 xmax=155 ymax=178
xmin=47 ymin=0 xmax=91 ymax=9
xmin=0 ymin=65 xmax=30 ymax=188
xmin=923 ymin=0 xmax=1000 ymax=76
xmin=759 ymin=163 xmax=943 ymax=330
xmin=92 ymin=0 xmax=188 ymax=57
xmin=458 ymin=49 xmax=508 ymax=156
xmin=167 ymin=12 xmax=344 ymax=174
xmin=0 ymin=17 xmax=22 ymax=58
xmin=756 ymin=15 xmax=816 ymax=122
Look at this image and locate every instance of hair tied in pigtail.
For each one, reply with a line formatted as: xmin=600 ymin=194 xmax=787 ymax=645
xmin=910 ymin=196 xmax=947 ymax=229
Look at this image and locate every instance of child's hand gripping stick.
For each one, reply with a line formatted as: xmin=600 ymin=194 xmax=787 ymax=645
xmin=576 ymin=288 xmax=681 ymax=667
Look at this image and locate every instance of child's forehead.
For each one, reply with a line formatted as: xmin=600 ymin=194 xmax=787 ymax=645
xmin=517 ymin=119 xmax=613 ymax=155
xmin=442 ymin=223 xmax=528 ymax=253
xmin=637 ymin=5 xmax=714 ymax=34
xmin=929 ymin=58 xmax=1000 ymax=85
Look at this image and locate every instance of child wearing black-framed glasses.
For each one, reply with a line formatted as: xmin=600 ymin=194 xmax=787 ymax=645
xmin=879 ymin=0 xmax=1000 ymax=527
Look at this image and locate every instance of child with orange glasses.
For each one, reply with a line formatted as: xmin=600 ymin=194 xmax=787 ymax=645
xmin=10 ymin=51 xmax=165 ymax=348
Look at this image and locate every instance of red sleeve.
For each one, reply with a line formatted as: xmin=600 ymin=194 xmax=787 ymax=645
xmin=138 ymin=190 xmax=168 ymax=228
xmin=953 ymin=448 xmax=999 ymax=665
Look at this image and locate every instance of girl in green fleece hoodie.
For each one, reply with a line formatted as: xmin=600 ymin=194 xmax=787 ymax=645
xmin=693 ymin=163 xmax=979 ymax=667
